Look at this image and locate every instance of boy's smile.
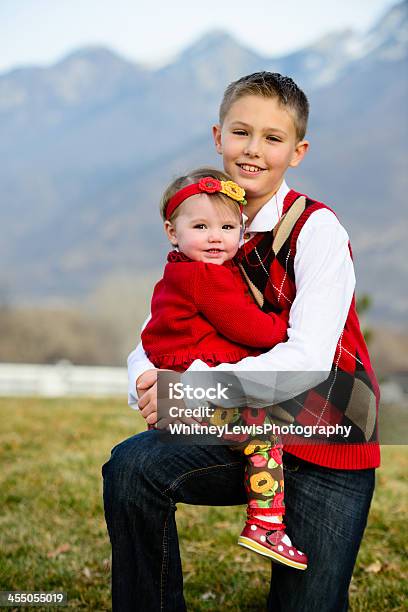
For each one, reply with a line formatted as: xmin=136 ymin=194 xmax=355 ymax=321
xmin=213 ymin=95 xmax=309 ymax=219
xmin=237 ymin=162 xmax=267 ymax=175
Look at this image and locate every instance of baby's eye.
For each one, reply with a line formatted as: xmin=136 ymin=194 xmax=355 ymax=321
xmin=194 ymin=224 xmax=206 ymax=229
xmin=222 ymin=224 xmax=235 ymax=230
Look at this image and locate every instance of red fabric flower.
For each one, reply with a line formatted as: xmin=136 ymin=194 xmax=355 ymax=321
xmin=250 ymin=454 xmax=268 ymax=467
xmin=198 ymin=177 xmax=222 ymax=193
xmin=269 ymin=445 xmax=283 ymax=465
xmin=241 ymin=407 xmax=267 ymax=426
xmin=248 ymin=499 xmax=262 ymax=508
xmin=272 ymin=492 xmax=285 ymax=508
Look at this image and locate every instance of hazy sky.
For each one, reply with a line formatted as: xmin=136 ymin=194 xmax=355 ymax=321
xmin=1 ymin=0 xmax=398 ymax=73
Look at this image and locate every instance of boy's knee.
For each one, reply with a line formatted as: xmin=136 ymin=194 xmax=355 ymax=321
xmin=102 ymin=432 xmax=152 ymax=499
xmin=104 ymin=430 xmax=169 ymax=502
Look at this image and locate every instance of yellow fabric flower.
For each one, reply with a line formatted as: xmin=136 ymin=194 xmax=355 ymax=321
xmin=244 ymin=439 xmax=269 ymax=455
xmin=220 ymin=180 xmax=246 ymax=203
xmin=210 ymin=407 xmax=238 ymax=426
xmin=250 ymin=472 xmax=275 ymax=493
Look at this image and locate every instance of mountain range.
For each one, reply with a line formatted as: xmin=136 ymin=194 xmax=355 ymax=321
xmin=0 ymin=0 xmax=407 ymax=323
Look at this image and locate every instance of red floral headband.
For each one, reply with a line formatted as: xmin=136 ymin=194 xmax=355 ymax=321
xmin=165 ymin=177 xmax=246 ymax=220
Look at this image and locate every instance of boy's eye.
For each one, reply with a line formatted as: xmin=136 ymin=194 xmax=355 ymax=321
xmin=267 ymin=135 xmax=281 ymax=142
xmin=232 ymin=130 xmax=247 ymax=136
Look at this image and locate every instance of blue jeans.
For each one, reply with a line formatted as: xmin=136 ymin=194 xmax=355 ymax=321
xmin=103 ymin=430 xmax=375 ymax=611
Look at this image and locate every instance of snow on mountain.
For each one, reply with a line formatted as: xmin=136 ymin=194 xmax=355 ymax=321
xmin=0 ymin=1 xmax=406 ymax=321
xmin=346 ymin=0 xmax=408 ymax=62
xmin=298 ymin=0 xmax=408 ymax=86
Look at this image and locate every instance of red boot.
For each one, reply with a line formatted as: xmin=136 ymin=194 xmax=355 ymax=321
xmin=238 ymin=522 xmax=308 ymax=570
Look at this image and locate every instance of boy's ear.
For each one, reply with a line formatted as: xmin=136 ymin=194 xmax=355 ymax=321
xmin=212 ymin=124 xmax=223 ymax=155
xmin=164 ymin=220 xmax=178 ymax=246
xmin=289 ymin=139 xmax=309 ymax=168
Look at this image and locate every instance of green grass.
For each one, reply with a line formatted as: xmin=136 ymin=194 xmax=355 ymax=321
xmin=0 ymin=398 xmax=406 ymax=611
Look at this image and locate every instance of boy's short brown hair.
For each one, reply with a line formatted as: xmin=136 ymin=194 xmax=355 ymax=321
xmin=160 ymin=167 xmax=242 ymax=222
xmin=219 ymin=72 xmax=309 ymax=141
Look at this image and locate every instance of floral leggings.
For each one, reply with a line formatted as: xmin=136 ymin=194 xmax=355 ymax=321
xmin=210 ymin=407 xmax=285 ymax=524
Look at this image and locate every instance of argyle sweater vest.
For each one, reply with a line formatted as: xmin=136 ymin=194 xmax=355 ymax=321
xmin=236 ymin=189 xmax=380 ymax=470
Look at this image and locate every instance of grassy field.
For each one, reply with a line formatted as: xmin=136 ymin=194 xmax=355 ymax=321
xmin=0 ymin=398 xmax=407 ymax=611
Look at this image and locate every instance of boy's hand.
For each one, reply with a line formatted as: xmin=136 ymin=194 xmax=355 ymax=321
xmin=136 ymin=369 xmax=158 ymax=396
xmin=137 ymin=369 xmax=158 ymax=425
xmin=137 ymin=369 xmax=201 ymax=429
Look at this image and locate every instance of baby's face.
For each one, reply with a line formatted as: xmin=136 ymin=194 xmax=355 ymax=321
xmin=166 ymin=194 xmax=241 ymax=265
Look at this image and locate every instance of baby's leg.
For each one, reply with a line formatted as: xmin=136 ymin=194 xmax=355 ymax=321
xmin=238 ymin=435 xmax=308 ymax=570
xmin=243 ymin=436 xmax=285 ymax=525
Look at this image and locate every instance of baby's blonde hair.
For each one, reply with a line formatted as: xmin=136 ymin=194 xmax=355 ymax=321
xmin=160 ymin=167 xmax=242 ymax=222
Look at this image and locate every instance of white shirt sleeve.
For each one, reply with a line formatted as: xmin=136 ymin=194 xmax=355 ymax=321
xmin=185 ymin=209 xmax=356 ymax=407
xmin=127 ymin=315 xmax=154 ymax=408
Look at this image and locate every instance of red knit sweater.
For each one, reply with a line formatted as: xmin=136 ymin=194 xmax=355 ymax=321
xmin=142 ymin=252 xmax=288 ymax=372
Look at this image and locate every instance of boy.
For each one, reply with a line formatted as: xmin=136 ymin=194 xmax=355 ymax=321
xmin=103 ymin=72 xmax=379 ymax=611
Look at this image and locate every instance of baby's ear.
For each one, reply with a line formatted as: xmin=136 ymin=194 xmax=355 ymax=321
xmin=164 ymin=220 xmax=178 ymax=245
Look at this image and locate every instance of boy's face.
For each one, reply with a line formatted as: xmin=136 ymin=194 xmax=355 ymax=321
xmin=213 ymin=95 xmax=308 ymax=208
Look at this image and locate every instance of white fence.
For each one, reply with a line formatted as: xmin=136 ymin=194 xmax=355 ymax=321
xmin=0 ymin=362 xmax=406 ymax=403
xmin=0 ymin=362 xmax=128 ymax=397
